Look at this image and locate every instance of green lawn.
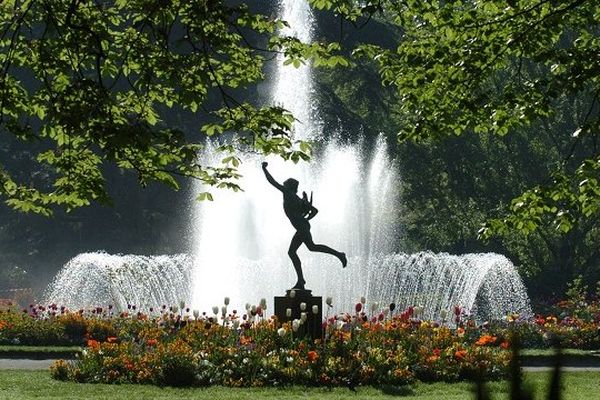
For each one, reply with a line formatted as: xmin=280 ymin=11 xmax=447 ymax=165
xmin=520 ymin=349 xmax=600 ymax=357
xmin=0 ymin=346 xmax=81 ymax=354
xmin=0 ymin=371 xmax=599 ymax=400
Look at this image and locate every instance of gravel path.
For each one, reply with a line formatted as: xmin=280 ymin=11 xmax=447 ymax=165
xmin=0 ymin=359 xmax=56 ymax=370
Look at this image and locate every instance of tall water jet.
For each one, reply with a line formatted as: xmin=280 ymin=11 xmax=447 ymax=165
xmin=190 ymin=0 xmax=401 ymax=312
xmin=189 ymin=0 xmax=532 ymax=320
xmin=44 ymin=252 xmax=193 ymax=311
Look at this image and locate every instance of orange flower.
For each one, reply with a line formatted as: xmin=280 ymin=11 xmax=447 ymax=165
xmin=239 ymin=335 xmax=253 ymax=346
xmin=454 ymin=349 xmax=467 ymax=360
xmin=427 ymin=352 xmax=440 ymax=363
xmin=456 ymin=327 xmax=465 ymax=337
xmin=107 ymin=336 xmax=118 ymax=343
xmin=475 ymin=335 xmax=497 ymax=346
xmin=500 ymin=341 xmax=510 ymax=349
xmin=86 ymin=339 xmax=100 ymax=349
xmin=307 ymin=350 xmax=319 ymax=362
xmin=146 ymin=338 xmax=158 ymax=346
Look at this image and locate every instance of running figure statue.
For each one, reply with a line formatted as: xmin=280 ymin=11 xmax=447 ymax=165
xmin=262 ymin=161 xmax=347 ymax=290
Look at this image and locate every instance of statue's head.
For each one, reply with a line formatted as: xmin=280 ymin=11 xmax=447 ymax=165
xmin=283 ymin=178 xmax=299 ymax=193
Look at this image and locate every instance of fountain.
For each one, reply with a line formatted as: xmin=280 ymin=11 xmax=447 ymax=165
xmin=374 ymin=252 xmax=532 ymax=320
xmin=44 ymin=252 xmax=192 ymax=311
xmin=45 ymin=0 xmax=532 ymax=320
xmin=189 ymin=0 xmax=532 ymax=319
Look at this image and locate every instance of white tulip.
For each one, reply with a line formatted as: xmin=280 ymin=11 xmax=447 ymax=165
xmin=224 ymin=297 xmax=230 ymax=306
xmin=289 ymin=290 xmax=296 ymax=298
xmin=286 ymin=308 xmax=292 ymax=318
xmin=300 ymin=312 xmax=307 ymax=322
xmin=277 ymin=327 xmax=286 ymax=337
xmin=360 ymin=296 xmax=366 ymax=304
xmin=300 ymin=302 xmax=306 ymax=311
xmin=212 ymin=306 xmax=219 ymax=315
xmin=312 ymin=305 xmax=319 ymax=314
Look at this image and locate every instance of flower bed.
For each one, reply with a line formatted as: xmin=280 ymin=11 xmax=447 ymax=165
xmin=2 ymin=298 xmax=599 ymax=387
xmin=49 ymin=315 xmax=510 ymax=387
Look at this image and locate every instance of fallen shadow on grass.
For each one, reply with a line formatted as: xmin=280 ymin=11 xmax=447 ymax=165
xmin=376 ymin=384 xmax=415 ymax=396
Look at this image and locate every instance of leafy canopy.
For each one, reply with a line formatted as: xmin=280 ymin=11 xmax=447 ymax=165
xmin=311 ymin=0 xmax=600 ymax=237
xmin=0 ymin=0 xmax=346 ymax=215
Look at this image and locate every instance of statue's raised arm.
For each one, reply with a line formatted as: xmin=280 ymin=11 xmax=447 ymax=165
xmin=262 ymin=162 xmax=284 ymax=192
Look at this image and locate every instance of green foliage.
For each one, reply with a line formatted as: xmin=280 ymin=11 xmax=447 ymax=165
xmin=0 ymin=0 xmax=351 ymax=214
xmin=565 ymin=275 xmax=587 ymax=305
xmin=310 ymin=0 xmax=600 ymax=237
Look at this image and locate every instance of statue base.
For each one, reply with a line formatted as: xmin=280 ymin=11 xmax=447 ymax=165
xmin=274 ymin=289 xmax=322 ymax=341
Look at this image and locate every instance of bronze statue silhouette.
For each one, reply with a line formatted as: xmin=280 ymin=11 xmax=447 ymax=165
xmin=262 ymin=161 xmax=347 ymax=290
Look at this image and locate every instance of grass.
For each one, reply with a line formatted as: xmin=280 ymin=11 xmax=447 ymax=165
xmin=0 ymin=346 xmax=81 ymax=353
xmin=0 ymin=371 xmax=599 ymax=400
xmin=520 ymin=348 xmax=600 ymax=357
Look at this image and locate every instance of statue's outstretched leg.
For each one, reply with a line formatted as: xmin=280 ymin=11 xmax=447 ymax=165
xmin=288 ymin=232 xmax=305 ymax=289
xmin=304 ymin=233 xmax=347 ymax=268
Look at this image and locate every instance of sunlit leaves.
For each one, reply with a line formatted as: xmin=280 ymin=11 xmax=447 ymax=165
xmin=270 ymin=38 xmax=348 ymax=69
xmin=196 ymin=192 xmax=214 ymax=202
xmin=480 ymin=156 xmax=600 ymax=239
xmin=0 ymin=0 xmax=332 ymax=214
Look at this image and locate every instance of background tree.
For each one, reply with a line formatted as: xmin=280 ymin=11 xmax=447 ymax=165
xmin=309 ymin=0 xmax=599 ymax=296
xmin=311 ymin=0 xmax=599 ymax=235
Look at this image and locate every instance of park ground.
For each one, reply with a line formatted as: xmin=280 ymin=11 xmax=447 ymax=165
xmin=1 ymin=370 xmax=600 ymax=400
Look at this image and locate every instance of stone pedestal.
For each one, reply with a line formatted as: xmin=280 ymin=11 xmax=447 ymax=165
xmin=275 ymin=289 xmax=322 ymax=340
